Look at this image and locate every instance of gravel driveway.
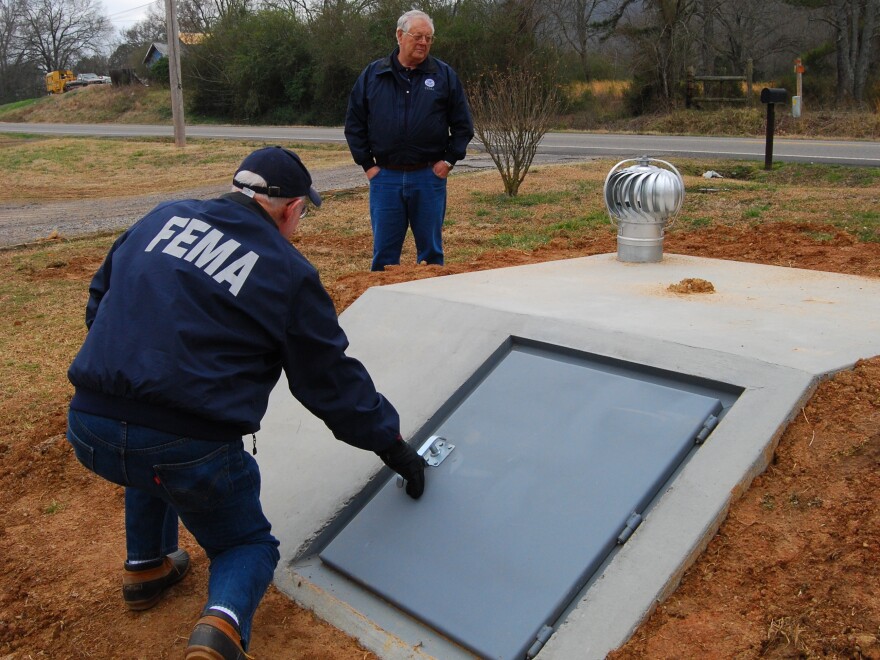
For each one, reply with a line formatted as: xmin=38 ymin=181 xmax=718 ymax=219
xmin=0 ymin=154 xmax=589 ymax=249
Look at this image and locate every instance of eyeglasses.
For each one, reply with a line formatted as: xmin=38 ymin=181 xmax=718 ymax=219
xmin=298 ymin=197 xmax=309 ymax=219
xmin=404 ymin=31 xmax=434 ymax=44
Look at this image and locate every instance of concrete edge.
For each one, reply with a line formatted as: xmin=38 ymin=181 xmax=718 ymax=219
xmin=261 ymin=264 xmax=878 ymax=659
xmin=542 ymin=373 xmax=820 ymax=659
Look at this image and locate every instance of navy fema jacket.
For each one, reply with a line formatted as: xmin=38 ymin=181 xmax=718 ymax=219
xmin=68 ymin=192 xmax=400 ymax=451
xmin=344 ymin=47 xmax=474 ymax=169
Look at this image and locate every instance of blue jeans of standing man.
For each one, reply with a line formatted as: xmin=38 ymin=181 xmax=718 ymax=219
xmin=369 ymin=165 xmax=447 ymax=271
xmin=66 ymin=409 xmax=280 ymax=649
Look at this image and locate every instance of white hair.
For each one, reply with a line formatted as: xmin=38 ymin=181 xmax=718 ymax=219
xmin=398 ymin=9 xmax=433 ymax=34
xmin=232 ymin=169 xmax=295 ymax=213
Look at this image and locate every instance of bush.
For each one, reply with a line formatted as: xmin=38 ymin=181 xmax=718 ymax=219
xmin=185 ymin=11 xmax=314 ymax=123
xmin=148 ymin=57 xmax=169 ymax=87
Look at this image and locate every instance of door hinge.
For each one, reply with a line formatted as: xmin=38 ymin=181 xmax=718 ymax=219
xmin=616 ymin=512 xmax=643 ymax=545
xmin=695 ymin=414 xmax=720 ymax=444
xmin=525 ymin=625 xmax=554 ymax=659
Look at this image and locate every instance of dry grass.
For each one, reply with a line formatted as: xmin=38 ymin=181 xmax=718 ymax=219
xmin=557 ymin=79 xmax=880 ymax=139
xmin=5 ymin=80 xmax=880 ymax=140
xmin=765 ymin=615 xmax=813 ymax=655
xmin=0 ymin=84 xmax=172 ymax=124
xmin=605 ymin=106 xmax=880 ymax=139
xmin=0 ymin=239 xmax=111 ymax=444
xmin=567 ymin=79 xmax=631 ymax=98
xmin=0 ymin=135 xmax=352 ymax=202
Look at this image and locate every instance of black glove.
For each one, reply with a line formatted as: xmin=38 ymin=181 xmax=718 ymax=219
xmin=376 ymin=438 xmax=427 ymax=500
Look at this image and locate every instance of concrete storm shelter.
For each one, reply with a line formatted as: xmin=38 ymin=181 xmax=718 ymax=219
xmin=257 ymin=253 xmax=880 ymax=660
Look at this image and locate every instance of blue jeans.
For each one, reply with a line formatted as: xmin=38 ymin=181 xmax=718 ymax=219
xmin=369 ymin=166 xmax=447 ymax=271
xmin=66 ymin=409 xmax=280 ymax=649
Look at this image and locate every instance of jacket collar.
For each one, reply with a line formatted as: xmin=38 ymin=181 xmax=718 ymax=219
xmin=377 ymin=46 xmax=439 ymax=75
xmin=222 ymin=191 xmax=277 ymax=228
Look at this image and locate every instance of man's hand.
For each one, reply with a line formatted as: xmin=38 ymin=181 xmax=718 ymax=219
xmin=376 ymin=438 xmax=427 ymax=499
xmin=432 ymin=161 xmax=451 ymax=179
xmin=365 ymin=165 xmax=381 ymax=180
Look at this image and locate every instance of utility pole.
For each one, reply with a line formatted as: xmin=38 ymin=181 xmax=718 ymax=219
xmin=165 ymin=0 xmax=186 ymax=147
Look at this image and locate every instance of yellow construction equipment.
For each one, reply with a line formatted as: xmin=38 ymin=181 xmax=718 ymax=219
xmin=45 ymin=70 xmax=77 ymax=94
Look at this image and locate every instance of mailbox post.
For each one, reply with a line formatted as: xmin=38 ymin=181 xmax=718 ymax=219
xmin=760 ymin=87 xmax=788 ymax=170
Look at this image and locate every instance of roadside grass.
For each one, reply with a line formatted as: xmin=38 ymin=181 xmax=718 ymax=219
xmin=2 ymin=143 xmax=878 ymax=455
xmin=4 ymin=81 xmax=880 ymax=140
xmin=0 ymin=135 xmax=352 ymax=201
xmin=603 ymin=106 xmax=880 ymax=140
xmin=0 ymin=234 xmax=113 ymax=445
xmin=0 ymin=98 xmax=40 ymax=114
xmin=0 ymin=85 xmax=172 ymax=124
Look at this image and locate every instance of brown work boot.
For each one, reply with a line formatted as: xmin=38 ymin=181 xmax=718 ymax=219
xmin=185 ymin=610 xmax=253 ymax=660
xmin=122 ymin=549 xmax=190 ymax=611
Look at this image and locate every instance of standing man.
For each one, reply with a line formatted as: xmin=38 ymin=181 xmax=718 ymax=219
xmin=345 ymin=9 xmax=474 ymax=271
xmin=65 ymin=146 xmax=427 ymax=659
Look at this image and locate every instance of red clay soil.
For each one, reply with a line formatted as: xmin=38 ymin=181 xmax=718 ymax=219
xmin=1 ymin=220 xmax=879 ymax=659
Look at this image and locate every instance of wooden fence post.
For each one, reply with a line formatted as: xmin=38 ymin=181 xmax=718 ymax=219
xmin=746 ymin=59 xmax=754 ymax=105
xmin=686 ymin=66 xmax=695 ymax=109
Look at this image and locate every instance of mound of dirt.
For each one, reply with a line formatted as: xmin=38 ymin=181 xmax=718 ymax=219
xmin=668 ymin=277 xmax=715 ymax=294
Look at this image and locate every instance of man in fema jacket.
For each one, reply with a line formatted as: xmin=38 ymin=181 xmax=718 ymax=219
xmin=66 ymin=146 xmax=426 ymax=659
xmin=344 ymin=9 xmax=474 ymax=271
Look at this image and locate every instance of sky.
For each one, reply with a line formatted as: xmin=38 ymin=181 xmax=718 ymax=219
xmin=102 ymin=0 xmax=158 ymax=33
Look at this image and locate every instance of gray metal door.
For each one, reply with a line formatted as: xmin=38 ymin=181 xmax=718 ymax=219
xmin=320 ymin=345 xmax=723 ymax=660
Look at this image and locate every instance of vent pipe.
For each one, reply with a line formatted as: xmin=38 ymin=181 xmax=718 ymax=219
xmin=604 ymin=156 xmax=685 ymax=263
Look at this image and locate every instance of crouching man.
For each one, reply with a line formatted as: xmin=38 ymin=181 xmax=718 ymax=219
xmin=65 ymin=146 xmax=426 ymax=659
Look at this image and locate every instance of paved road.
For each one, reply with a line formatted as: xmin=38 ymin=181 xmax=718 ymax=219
xmin=3 ymin=122 xmax=879 ymax=167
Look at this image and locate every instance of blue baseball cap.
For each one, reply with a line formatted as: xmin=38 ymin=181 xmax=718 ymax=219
xmin=233 ymin=146 xmax=322 ymax=207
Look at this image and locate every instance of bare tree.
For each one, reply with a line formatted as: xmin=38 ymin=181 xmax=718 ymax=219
xmin=1 ymin=0 xmax=26 ymax=96
xmin=545 ymin=0 xmax=633 ymax=79
xmin=693 ymin=0 xmax=719 ymax=73
xmin=781 ymin=0 xmax=879 ymax=104
xmin=712 ymin=0 xmax=801 ymax=74
xmin=620 ymin=0 xmax=697 ymax=105
xmin=260 ymin=0 xmax=377 ymax=22
xmin=828 ymin=0 xmax=879 ymax=103
xmin=470 ymin=67 xmax=561 ymax=196
xmin=20 ymin=0 xmax=110 ymax=71
xmin=119 ymin=3 xmax=165 ymax=44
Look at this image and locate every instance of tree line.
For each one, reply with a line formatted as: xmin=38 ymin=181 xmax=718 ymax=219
xmin=1 ymin=0 xmax=878 ymax=119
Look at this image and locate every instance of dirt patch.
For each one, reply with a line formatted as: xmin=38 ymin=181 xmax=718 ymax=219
xmin=611 ymin=357 xmax=880 ymax=660
xmin=28 ymin=254 xmax=106 ymax=281
xmin=1 ymin=221 xmax=879 ymax=659
xmin=668 ymin=278 xmax=716 ymax=294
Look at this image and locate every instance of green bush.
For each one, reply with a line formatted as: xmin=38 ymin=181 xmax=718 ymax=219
xmin=148 ymin=57 xmax=170 ymax=87
xmin=185 ymin=11 xmax=315 ymax=123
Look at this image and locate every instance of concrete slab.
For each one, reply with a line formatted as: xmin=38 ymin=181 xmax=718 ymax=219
xmin=258 ymin=254 xmax=880 ymax=659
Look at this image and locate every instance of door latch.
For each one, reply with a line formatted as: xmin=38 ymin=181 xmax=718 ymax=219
xmin=397 ymin=435 xmax=455 ymax=488
xmin=418 ymin=435 xmax=455 ymax=467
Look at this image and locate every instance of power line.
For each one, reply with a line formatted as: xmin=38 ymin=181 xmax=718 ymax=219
xmin=105 ymin=1 xmax=156 ymax=19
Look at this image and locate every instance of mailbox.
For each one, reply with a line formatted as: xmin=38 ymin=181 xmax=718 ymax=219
xmin=760 ymin=88 xmax=787 ymax=169
xmin=760 ymin=87 xmax=788 ymax=104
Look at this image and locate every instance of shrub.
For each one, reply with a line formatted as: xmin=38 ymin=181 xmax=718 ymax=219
xmin=148 ymin=57 xmax=170 ymax=87
xmin=185 ymin=11 xmax=314 ymax=123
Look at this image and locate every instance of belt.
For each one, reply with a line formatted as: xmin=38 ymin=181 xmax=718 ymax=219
xmin=382 ymin=162 xmax=433 ymax=172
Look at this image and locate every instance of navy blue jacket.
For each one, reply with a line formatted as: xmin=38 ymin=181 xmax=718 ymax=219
xmin=344 ymin=47 xmax=474 ymax=169
xmin=68 ymin=193 xmax=399 ymax=451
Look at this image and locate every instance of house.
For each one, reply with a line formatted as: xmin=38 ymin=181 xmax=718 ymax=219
xmin=142 ymin=34 xmax=204 ymax=67
xmin=143 ymin=42 xmax=168 ymax=67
